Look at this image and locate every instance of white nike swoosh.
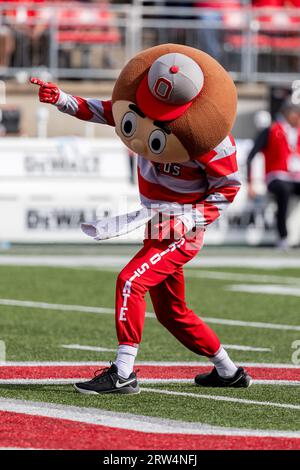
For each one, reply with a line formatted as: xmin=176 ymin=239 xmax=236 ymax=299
xmin=115 ymin=378 xmax=136 ymax=389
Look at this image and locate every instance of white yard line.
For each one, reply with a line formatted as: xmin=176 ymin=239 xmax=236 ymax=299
xmin=61 ymin=344 xmax=116 ymax=353
xmin=0 ymin=299 xmax=114 ymax=315
xmin=2 ymin=255 xmax=300 ymax=269
xmin=222 ymin=344 xmax=271 ymax=352
xmin=141 ymin=387 xmax=300 ymax=410
xmin=185 ymin=270 xmax=300 ymax=286
xmin=60 ymin=343 xmax=270 ymax=353
xmin=0 ymin=298 xmax=155 ymax=319
xmin=1 ymin=297 xmax=299 ymax=331
xmin=0 ymin=256 xmax=130 ymax=269
xmin=202 ymin=317 xmax=300 ymax=331
xmin=0 ymin=397 xmax=299 ymax=438
xmin=254 ymin=380 xmax=300 ymax=386
xmin=1 ymin=360 xmax=299 ymax=368
xmin=188 ymin=257 xmax=300 ymax=269
xmin=227 ymin=284 xmax=300 ymax=297
xmin=0 ymin=298 xmax=114 ymax=315
xmin=0 ymin=378 xmax=299 ymax=386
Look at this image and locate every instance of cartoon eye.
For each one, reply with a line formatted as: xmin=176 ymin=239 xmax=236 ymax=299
xmin=121 ymin=112 xmax=137 ymax=137
xmin=148 ymin=129 xmax=166 ymax=155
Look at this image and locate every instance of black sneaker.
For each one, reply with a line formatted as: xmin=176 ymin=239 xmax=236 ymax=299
xmin=195 ymin=367 xmax=252 ymax=388
xmin=73 ymin=363 xmax=140 ymax=395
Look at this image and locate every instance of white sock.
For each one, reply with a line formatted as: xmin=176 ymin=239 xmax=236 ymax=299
xmin=209 ymin=346 xmax=238 ymax=378
xmin=114 ymin=344 xmax=138 ymax=378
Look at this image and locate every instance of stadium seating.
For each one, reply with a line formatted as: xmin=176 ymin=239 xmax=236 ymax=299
xmin=0 ymin=1 xmax=300 ymax=80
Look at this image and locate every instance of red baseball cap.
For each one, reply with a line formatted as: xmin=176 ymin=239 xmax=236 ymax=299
xmin=136 ymin=52 xmax=204 ymax=122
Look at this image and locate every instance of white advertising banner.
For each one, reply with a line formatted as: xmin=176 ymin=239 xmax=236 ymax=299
xmin=0 ymin=137 xmax=299 ymax=245
xmin=0 ymin=137 xmax=143 ymax=243
xmin=0 ymin=137 xmax=128 ymax=178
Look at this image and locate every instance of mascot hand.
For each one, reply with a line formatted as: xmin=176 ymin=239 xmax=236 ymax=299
xmin=150 ymin=214 xmax=195 ymax=241
xmin=30 ymin=77 xmax=66 ymax=106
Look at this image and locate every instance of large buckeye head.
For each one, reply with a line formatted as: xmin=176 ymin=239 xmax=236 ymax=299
xmin=112 ymin=44 xmax=237 ymax=163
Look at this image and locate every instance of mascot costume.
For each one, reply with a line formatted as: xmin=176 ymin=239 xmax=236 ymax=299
xmin=32 ymin=44 xmax=252 ymax=394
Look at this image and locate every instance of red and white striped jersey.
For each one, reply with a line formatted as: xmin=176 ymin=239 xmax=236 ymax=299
xmin=57 ymin=94 xmax=241 ymax=227
xmin=263 ymin=121 xmax=300 ymax=184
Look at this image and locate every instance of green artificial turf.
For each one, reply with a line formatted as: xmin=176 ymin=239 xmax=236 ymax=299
xmin=0 ymin=383 xmax=298 ymax=432
xmin=0 ymin=265 xmax=299 ymax=363
xmin=0 ymin=263 xmax=299 ymax=433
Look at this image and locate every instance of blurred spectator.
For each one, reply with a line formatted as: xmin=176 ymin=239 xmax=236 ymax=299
xmin=160 ymin=2 xmax=194 ymax=46
xmin=270 ymin=86 xmax=291 ymax=120
xmin=0 ymin=25 xmax=14 ymax=69
xmin=247 ymin=100 xmax=300 ymax=249
xmin=247 ymin=110 xmax=272 ymax=199
xmin=0 ymin=0 xmax=120 ymax=70
xmin=0 ymin=106 xmax=21 ymax=135
xmin=194 ymin=1 xmax=241 ymax=61
xmin=56 ymin=0 xmax=120 ymax=70
xmin=2 ymin=0 xmax=49 ymax=67
xmin=252 ymin=0 xmax=288 ymax=29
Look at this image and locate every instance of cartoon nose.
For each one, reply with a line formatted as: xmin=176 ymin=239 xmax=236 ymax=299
xmin=130 ymin=139 xmax=146 ymax=155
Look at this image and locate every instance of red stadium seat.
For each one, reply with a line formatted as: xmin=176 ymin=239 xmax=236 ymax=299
xmin=225 ymin=33 xmax=272 ymax=49
xmin=56 ymin=31 xmax=120 ymax=45
xmin=270 ymin=36 xmax=300 ymax=50
xmin=55 ymin=6 xmax=120 ymax=46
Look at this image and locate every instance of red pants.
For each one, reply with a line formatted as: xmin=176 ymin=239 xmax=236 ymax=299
xmin=115 ymin=233 xmax=221 ymax=357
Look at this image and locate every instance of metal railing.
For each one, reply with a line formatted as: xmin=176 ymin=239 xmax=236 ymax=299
xmin=0 ymin=1 xmax=300 ymax=83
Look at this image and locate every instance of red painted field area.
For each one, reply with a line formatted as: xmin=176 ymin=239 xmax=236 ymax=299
xmin=0 ymin=363 xmax=299 ymax=450
xmin=0 ymin=364 xmax=299 ymax=381
xmin=1 ymin=410 xmax=299 ymax=450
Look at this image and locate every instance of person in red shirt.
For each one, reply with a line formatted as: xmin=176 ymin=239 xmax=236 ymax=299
xmin=247 ymin=100 xmax=300 ymax=248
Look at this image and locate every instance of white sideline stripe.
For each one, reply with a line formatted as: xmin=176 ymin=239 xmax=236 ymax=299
xmin=2 ymin=255 xmax=300 ymax=269
xmin=0 ymin=397 xmax=299 ymax=438
xmin=141 ymin=387 xmax=300 ymax=411
xmin=0 ymin=378 xmax=299 ymax=386
xmin=1 ymin=297 xmax=299 ymax=331
xmin=0 ymin=379 xmax=84 ymax=385
xmin=185 ymin=269 xmax=300 ymax=286
xmin=1 ymin=361 xmax=299 ymax=368
xmin=227 ymin=284 xmax=300 ymax=297
xmin=61 ymin=344 xmax=116 ymax=353
xmin=0 ymin=447 xmax=39 ymax=450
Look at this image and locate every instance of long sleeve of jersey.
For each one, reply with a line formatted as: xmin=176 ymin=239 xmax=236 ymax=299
xmin=56 ymin=91 xmax=115 ymax=126
xmin=192 ymin=136 xmax=241 ymax=228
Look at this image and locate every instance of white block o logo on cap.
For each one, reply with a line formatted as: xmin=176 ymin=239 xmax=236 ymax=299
xmin=148 ymin=53 xmax=204 ymax=105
